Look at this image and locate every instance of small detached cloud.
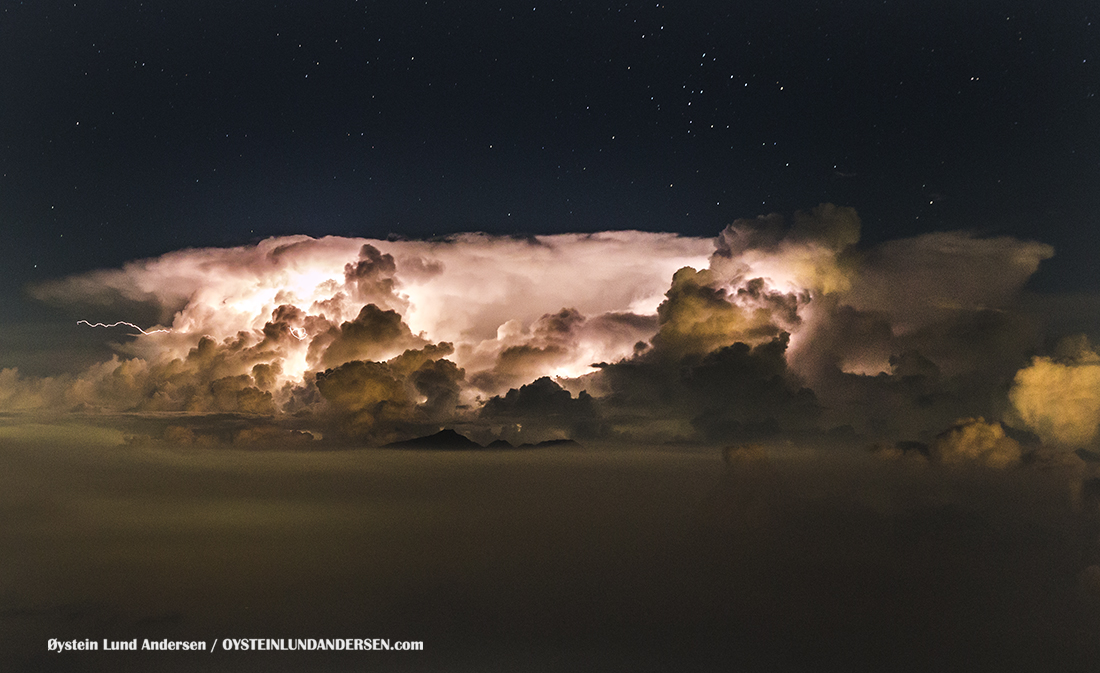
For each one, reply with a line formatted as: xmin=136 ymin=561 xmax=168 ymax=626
xmin=1009 ymin=335 xmax=1100 ymax=448
xmin=929 ymin=417 xmax=1022 ymax=468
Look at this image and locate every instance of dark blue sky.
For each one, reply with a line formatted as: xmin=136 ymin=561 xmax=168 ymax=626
xmin=3 ymin=0 xmax=1098 ymax=316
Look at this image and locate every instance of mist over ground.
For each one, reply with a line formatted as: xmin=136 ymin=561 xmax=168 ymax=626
xmin=3 ymin=426 xmax=1099 ymax=672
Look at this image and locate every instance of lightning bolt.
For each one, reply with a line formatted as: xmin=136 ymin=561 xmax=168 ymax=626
xmin=80 ymin=320 xmax=306 ymax=340
xmin=77 ymin=320 xmax=170 ymax=336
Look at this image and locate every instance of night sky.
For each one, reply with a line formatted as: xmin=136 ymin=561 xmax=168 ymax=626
xmin=3 ymin=0 xmax=1098 ymax=311
xmin=6 ymin=4 xmax=1100 ymax=671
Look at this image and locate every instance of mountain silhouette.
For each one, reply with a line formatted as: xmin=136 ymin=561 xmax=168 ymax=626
xmin=384 ymin=429 xmax=483 ymax=450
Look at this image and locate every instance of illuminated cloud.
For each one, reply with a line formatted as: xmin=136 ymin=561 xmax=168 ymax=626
xmin=650 ymin=267 xmax=789 ymax=359
xmin=460 ymin=307 xmax=662 ymax=398
xmin=929 ymin=417 xmax=1022 ymax=468
xmin=31 ymin=232 xmax=712 ymax=384
xmin=11 ymin=205 xmax=1064 ymax=447
xmin=1009 ymin=336 xmax=1100 ymax=447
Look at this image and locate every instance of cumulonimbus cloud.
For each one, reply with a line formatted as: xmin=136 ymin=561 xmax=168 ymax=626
xmin=12 ymin=205 xmax=1067 ymax=449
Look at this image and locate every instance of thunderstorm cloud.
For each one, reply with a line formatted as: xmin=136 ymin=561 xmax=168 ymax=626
xmin=10 ymin=205 xmax=1081 ymax=452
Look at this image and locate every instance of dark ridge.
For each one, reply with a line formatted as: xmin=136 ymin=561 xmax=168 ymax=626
xmin=384 ymin=429 xmax=483 ymax=450
xmin=485 ymin=439 xmax=514 ymax=449
xmin=518 ymin=438 xmax=583 ymax=449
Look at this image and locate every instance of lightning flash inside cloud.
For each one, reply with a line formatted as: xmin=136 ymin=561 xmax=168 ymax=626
xmin=15 ymin=205 xmax=1069 ymax=452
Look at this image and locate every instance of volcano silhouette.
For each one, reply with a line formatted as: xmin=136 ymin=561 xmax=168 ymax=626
xmin=384 ymin=429 xmax=483 ymax=450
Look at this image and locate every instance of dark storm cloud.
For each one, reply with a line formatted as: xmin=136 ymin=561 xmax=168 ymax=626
xmin=792 ymin=299 xmax=1043 ymax=442
xmin=593 ymin=333 xmax=818 ymax=444
xmin=787 ymin=231 xmax=1053 ymax=442
xmin=314 ymin=343 xmax=465 ymax=442
xmin=479 ymin=376 xmax=602 ymax=444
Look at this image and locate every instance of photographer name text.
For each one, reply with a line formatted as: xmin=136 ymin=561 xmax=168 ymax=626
xmin=47 ymin=638 xmax=424 ymax=653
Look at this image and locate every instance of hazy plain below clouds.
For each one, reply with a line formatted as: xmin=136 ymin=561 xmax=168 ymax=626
xmin=2 ymin=428 xmax=1099 ymax=672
